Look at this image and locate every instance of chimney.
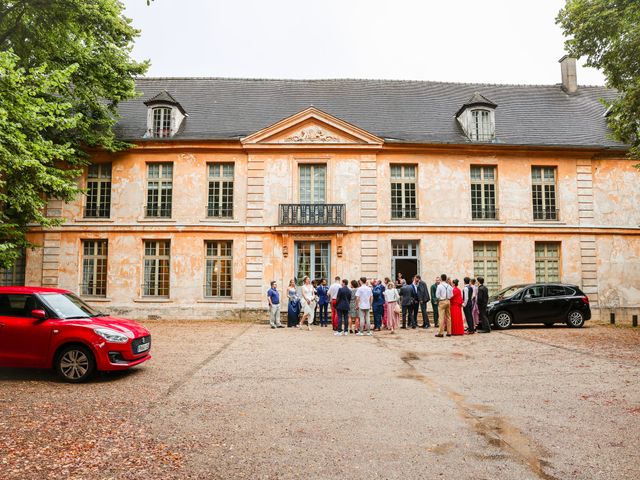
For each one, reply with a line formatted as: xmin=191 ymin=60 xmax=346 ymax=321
xmin=559 ymin=55 xmax=578 ymax=94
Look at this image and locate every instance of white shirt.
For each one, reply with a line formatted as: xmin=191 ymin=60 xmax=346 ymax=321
xmin=328 ymin=282 xmax=341 ymax=300
xmin=383 ymin=288 xmax=399 ymax=302
xmin=436 ymin=283 xmax=453 ymax=300
xmin=356 ymin=285 xmax=373 ymax=309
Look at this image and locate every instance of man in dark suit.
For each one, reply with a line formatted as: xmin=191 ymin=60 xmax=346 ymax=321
xmin=399 ymin=279 xmax=417 ymax=329
xmin=415 ymin=275 xmax=431 ymax=328
xmin=476 ymin=276 xmax=491 ymax=333
xmin=430 ymin=277 xmax=440 ymax=328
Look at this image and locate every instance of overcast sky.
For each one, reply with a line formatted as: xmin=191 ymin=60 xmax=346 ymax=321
xmin=122 ymin=0 xmax=606 ymax=86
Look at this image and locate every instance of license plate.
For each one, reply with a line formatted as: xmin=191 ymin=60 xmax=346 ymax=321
xmin=137 ymin=342 xmax=150 ymax=353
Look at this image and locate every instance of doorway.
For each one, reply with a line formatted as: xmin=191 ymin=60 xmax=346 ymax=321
xmin=391 ymin=240 xmax=419 ymax=282
xmin=294 ymin=241 xmax=330 ymax=285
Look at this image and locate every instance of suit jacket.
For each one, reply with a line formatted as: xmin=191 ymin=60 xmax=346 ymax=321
xmin=417 ymin=281 xmax=430 ymax=302
xmin=399 ymin=284 xmax=417 ymax=306
xmin=477 ymin=285 xmax=489 ymax=308
xmin=430 ymin=283 xmax=439 ymax=304
xmin=335 ymin=286 xmax=352 ymax=312
xmin=316 ymin=285 xmax=329 ymax=305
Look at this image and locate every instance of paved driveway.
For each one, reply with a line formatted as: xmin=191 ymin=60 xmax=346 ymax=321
xmin=1 ymin=322 xmax=639 ymax=479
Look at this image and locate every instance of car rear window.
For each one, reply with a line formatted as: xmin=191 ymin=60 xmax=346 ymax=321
xmin=546 ymin=285 xmax=568 ymax=297
xmin=0 ymin=294 xmax=40 ymax=317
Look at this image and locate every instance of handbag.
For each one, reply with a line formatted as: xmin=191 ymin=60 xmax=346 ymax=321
xmin=394 ymin=303 xmax=402 ymax=314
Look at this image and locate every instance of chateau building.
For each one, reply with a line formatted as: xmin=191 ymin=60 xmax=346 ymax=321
xmin=5 ymin=57 xmax=640 ymax=320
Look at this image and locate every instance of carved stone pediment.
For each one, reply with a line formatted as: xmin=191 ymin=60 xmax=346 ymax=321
xmin=241 ymin=107 xmax=383 ymax=148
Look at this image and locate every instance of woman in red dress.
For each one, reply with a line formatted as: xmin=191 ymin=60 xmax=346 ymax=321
xmin=450 ymin=279 xmax=465 ymax=335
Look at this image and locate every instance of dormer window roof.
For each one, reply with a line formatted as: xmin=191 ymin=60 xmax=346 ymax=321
xmin=143 ymin=91 xmax=187 ymax=139
xmin=455 ymin=92 xmax=497 ymax=142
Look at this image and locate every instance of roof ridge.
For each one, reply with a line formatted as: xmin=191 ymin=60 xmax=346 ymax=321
xmin=133 ymin=76 xmax=608 ymax=89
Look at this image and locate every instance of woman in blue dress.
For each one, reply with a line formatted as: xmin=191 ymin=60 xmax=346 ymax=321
xmin=287 ymin=280 xmax=301 ymax=327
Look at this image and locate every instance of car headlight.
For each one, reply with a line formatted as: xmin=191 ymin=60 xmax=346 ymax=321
xmin=94 ymin=328 xmax=129 ymax=343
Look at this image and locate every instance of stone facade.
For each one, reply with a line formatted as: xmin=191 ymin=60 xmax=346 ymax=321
xmin=20 ymin=105 xmax=640 ymax=321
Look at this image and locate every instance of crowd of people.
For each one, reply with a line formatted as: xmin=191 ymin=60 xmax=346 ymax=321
xmin=266 ymin=273 xmax=492 ymax=336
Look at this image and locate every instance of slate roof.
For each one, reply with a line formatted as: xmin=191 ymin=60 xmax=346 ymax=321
xmin=114 ymin=77 xmax=624 ymax=149
xmin=455 ymin=92 xmax=498 ymax=117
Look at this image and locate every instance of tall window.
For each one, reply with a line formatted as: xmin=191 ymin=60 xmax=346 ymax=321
xmin=532 ymin=167 xmax=558 ymax=220
xmin=146 ymin=163 xmax=173 ymax=217
xmin=0 ymin=251 xmax=26 ymax=286
xmin=299 ymin=164 xmax=326 ymax=204
xmin=205 ymin=241 xmax=233 ymax=298
xmin=471 ymin=110 xmax=492 ymax=141
xmin=85 ymin=163 xmax=112 ymax=218
xmin=81 ymin=240 xmax=108 ymax=297
xmin=143 ymin=240 xmax=170 ymax=297
xmin=470 ymin=166 xmax=497 ymax=219
xmin=207 ymin=163 xmax=234 ymax=218
xmin=152 ymin=107 xmax=172 ymax=138
xmin=473 ymin=242 xmax=500 ymax=293
xmin=535 ymin=242 xmax=560 ymax=283
xmin=391 ymin=164 xmax=417 ymax=219
xmin=295 ymin=242 xmax=330 ymax=284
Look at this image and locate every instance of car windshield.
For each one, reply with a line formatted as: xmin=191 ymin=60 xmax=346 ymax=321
xmin=40 ymin=293 xmax=100 ymax=319
xmin=491 ymin=286 xmax=525 ymax=301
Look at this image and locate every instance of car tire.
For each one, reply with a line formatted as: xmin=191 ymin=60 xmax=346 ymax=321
xmin=55 ymin=345 xmax=96 ymax=383
xmin=566 ymin=310 xmax=585 ymax=328
xmin=494 ymin=311 xmax=513 ymax=330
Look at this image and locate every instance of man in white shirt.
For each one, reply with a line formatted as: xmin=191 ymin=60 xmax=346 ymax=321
xmin=435 ymin=274 xmax=453 ymax=337
xmin=355 ymin=277 xmax=373 ymax=336
xmin=328 ymin=276 xmax=341 ymax=331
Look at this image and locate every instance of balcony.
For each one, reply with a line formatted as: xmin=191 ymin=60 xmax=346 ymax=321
xmin=533 ymin=208 xmax=560 ymax=221
xmin=279 ymin=204 xmax=345 ymax=226
xmin=472 ymin=207 xmax=499 ymax=220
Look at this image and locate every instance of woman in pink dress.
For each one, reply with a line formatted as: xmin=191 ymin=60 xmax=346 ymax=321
xmin=383 ymin=281 xmax=400 ymax=333
xmin=450 ymin=279 xmax=465 ymax=335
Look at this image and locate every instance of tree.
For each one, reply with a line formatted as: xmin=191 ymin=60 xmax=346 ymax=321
xmin=0 ymin=0 xmax=148 ymax=269
xmin=557 ymin=0 xmax=640 ymax=160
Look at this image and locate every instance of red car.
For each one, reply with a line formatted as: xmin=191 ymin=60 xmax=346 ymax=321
xmin=0 ymin=287 xmax=151 ymax=382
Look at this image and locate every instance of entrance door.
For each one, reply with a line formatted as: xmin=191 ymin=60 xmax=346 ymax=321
xmin=391 ymin=240 xmax=419 ymax=282
xmin=295 ymin=242 xmax=330 ymax=285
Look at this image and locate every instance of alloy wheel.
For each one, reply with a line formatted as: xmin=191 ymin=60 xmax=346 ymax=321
xmin=495 ymin=312 xmax=512 ymax=329
xmin=59 ymin=350 xmax=90 ymax=381
xmin=567 ymin=311 xmax=584 ymax=328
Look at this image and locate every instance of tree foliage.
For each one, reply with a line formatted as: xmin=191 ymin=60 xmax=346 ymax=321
xmin=0 ymin=0 xmax=148 ymax=269
xmin=557 ymin=0 xmax=640 ymax=160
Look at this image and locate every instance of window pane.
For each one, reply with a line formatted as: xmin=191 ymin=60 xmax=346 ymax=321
xmin=205 ymin=241 xmax=233 ymax=298
xmin=143 ymin=240 xmax=170 ymax=297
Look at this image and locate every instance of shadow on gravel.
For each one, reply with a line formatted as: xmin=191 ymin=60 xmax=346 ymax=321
xmin=0 ymin=367 xmax=142 ymax=384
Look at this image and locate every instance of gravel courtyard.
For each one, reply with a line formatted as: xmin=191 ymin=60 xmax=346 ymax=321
xmin=1 ymin=321 xmax=639 ymax=480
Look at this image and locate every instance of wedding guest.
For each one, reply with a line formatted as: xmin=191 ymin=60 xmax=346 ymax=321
xmin=334 ymin=279 xmax=352 ymax=336
xmin=462 ymin=277 xmax=475 ymax=334
xmin=328 ymin=276 xmax=341 ymax=331
xmin=450 ymin=279 xmax=465 ymax=335
xmin=435 ymin=274 xmax=453 ymax=337
xmin=286 ymin=280 xmax=300 ymax=328
xmin=399 ymin=278 xmax=417 ymax=329
xmin=372 ymin=279 xmax=386 ymax=331
xmin=471 ymin=278 xmax=480 ymax=330
xmin=476 ymin=276 xmax=491 ymax=333
xmin=430 ymin=277 xmax=440 ymax=328
xmin=356 ymin=276 xmax=373 ymax=336
xmin=300 ymin=276 xmax=316 ymax=331
xmin=267 ymin=281 xmax=283 ymax=329
xmin=382 ymin=277 xmax=391 ymax=328
xmin=316 ymin=278 xmax=329 ymax=327
xmin=416 ymin=275 xmax=431 ymax=328
xmin=383 ymin=281 xmax=400 ymax=334
xmin=349 ymin=279 xmax=359 ymax=333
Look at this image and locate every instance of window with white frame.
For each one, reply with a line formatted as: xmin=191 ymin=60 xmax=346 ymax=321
xmin=470 ymin=166 xmax=497 ymax=219
xmin=152 ymin=107 xmax=172 ymax=138
xmin=299 ymin=164 xmax=326 ymax=204
xmin=205 ymin=241 xmax=233 ymax=298
xmin=535 ymin=242 xmax=560 ymax=282
xmin=531 ymin=167 xmax=558 ymax=220
xmin=81 ymin=240 xmax=108 ymax=297
xmin=143 ymin=240 xmax=170 ymax=297
xmin=473 ymin=242 xmax=500 ymax=293
xmin=146 ymin=163 xmax=173 ymax=217
xmin=207 ymin=163 xmax=234 ymax=218
xmin=391 ymin=164 xmax=417 ymax=219
xmin=85 ymin=163 xmax=112 ymax=218
xmin=471 ymin=110 xmax=492 ymax=141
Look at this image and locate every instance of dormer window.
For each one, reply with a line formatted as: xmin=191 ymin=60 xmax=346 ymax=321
xmin=456 ymin=92 xmax=497 ymax=142
xmin=143 ymin=91 xmax=187 ymax=139
xmin=152 ymin=107 xmax=172 ymax=138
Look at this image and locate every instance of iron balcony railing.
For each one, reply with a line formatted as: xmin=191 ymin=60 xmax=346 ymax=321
xmin=533 ymin=208 xmax=560 ymax=221
xmin=472 ymin=207 xmax=499 ymax=220
xmin=279 ymin=204 xmax=346 ymax=226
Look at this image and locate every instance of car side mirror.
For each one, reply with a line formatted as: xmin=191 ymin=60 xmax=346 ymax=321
xmin=31 ymin=309 xmax=48 ymax=321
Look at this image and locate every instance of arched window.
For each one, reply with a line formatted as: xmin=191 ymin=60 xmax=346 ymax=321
xmin=152 ymin=107 xmax=172 ymax=138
